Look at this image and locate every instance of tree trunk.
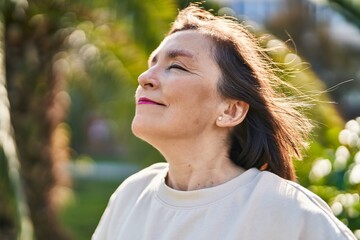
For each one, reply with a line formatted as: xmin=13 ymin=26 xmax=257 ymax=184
xmin=4 ymin=1 xmax=72 ymax=239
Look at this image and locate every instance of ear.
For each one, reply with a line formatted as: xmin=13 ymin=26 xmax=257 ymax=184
xmin=216 ymin=100 xmax=249 ymax=128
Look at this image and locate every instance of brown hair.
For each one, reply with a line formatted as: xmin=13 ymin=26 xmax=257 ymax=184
xmin=168 ymin=5 xmax=312 ymax=181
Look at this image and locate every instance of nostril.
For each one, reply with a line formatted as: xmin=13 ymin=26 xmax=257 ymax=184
xmin=145 ymin=82 xmax=154 ymax=88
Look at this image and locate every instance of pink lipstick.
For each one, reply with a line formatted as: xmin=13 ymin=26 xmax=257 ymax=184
xmin=138 ymin=97 xmax=164 ymax=106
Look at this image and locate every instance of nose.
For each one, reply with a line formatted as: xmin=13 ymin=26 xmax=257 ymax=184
xmin=137 ymin=68 xmax=159 ymax=89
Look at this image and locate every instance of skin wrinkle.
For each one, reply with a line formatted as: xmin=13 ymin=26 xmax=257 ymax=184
xmin=132 ymin=30 xmax=247 ymax=191
xmin=92 ymin=7 xmax=356 ymax=239
xmin=149 ymin=49 xmax=199 ymax=74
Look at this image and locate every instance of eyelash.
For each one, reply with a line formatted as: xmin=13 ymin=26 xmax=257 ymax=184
xmin=168 ymin=64 xmax=187 ymax=71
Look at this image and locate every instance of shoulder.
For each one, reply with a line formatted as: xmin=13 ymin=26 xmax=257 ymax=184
xmin=254 ymin=170 xmax=331 ymax=211
xmin=252 ymin=170 xmax=334 ymax=217
xmin=92 ymin=162 xmax=168 ymax=238
xmin=250 ymin=170 xmax=355 ymax=239
xmin=122 ymin=162 xmax=168 ymax=184
xmin=112 ymin=162 xmax=168 ymax=197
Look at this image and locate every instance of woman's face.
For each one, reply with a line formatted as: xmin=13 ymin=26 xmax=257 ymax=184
xmin=132 ymin=30 xmax=225 ymax=142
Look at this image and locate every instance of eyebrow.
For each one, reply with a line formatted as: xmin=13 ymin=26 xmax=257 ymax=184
xmin=149 ymin=49 xmax=195 ymax=66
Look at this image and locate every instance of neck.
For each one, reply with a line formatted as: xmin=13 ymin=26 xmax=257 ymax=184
xmin=155 ymin=134 xmax=244 ymax=191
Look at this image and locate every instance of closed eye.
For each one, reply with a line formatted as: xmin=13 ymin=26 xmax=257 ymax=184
xmin=168 ymin=64 xmax=187 ymax=71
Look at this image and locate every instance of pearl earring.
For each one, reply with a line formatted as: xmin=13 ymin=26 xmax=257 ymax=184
xmin=218 ymin=116 xmax=223 ymax=121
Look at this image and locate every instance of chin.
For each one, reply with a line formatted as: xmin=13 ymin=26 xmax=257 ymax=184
xmin=131 ymin=117 xmax=155 ymax=142
xmin=131 ymin=117 xmax=171 ymax=150
xmin=131 ymin=118 xmax=143 ymax=137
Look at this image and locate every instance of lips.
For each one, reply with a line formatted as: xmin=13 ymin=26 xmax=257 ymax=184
xmin=137 ymin=97 xmax=165 ymax=106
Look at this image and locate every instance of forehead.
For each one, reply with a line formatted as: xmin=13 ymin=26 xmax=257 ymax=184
xmin=149 ymin=30 xmax=214 ymax=63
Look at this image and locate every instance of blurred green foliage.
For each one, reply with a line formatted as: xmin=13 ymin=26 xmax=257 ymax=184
xmin=301 ymin=117 xmax=360 ymax=234
xmin=59 ymin=179 xmax=120 ymax=240
xmin=65 ymin=0 xmax=178 ymax=166
xmin=327 ymin=0 xmax=360 ymax=29
xmin=1 ymin=0 xmax=177 ymax=239
xmin=1 ymin=0 xmax=360 ymax=239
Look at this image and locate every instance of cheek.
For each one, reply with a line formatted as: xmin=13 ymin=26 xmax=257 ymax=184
xmin=172 ymin=81 xmax=217 ymax=104
xmin=169 ymin=82 xmax=220 ymax=121
xmin=191 ymin=83 xmax=220 ymax=110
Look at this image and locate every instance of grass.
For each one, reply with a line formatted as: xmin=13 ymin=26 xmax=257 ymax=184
xmin=59 ymin=179 xmax=121 ymax=240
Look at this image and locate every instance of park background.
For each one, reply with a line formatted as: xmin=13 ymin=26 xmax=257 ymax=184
xmin=1 ymin=0 xmax=360 ymax=239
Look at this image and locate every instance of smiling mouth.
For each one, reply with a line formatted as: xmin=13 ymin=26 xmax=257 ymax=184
xmin=138 ymin=97 xmax=165 ymax=106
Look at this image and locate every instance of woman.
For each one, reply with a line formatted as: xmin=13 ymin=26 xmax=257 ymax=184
xmin=92 ymin=5 xmax=356 ymax=240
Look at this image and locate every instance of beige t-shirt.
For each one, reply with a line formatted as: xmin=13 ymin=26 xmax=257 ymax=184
xmin=92 ymin=162 xmax=356 ymax=240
